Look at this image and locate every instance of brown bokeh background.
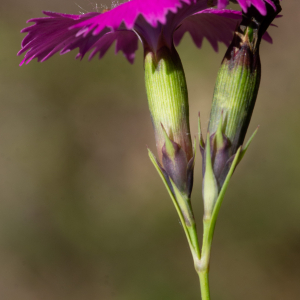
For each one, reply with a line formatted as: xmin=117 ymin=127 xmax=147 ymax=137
xmin=0 ymin=1 xmax=299 ymax=299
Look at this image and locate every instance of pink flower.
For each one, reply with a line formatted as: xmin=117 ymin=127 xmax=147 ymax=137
xmin=18 ymin=0 xmax=252 ymax=66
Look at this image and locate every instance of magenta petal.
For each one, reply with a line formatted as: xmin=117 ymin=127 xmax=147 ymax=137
xmin=262 ymin=31 xmax=272 ymax=43
xmin=18 ymin=11 xmax=138 ymax=64
xmin=217 ymin=0 xmax=229 ymax=9
xmin=18 ymin=12 xmax=99 ymax=64
xmin=264 ymin=0 xmax=276 ymax=11
xmin=114 ymin=31 xmax=138 ymax=64
xmin=245 ymin=0 xmax=267 ymax=15
xmin=218 ymin=0 xmax=272 ymax=15
xmin=174 ymin=9 xmax=242 ymax=51
xmin=70 ymin=0 xmax=194 ymax=35
xmin=236 ymin=0 xmax=248 ymax=12
xmin=88 ymin=31 xmax=138 ymax=64
xmin=174 ymin=8 xmax=274 ymax=50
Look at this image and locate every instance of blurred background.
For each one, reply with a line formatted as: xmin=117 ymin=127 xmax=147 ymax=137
xmin=0 ymin=1 xmax=299 ymax=299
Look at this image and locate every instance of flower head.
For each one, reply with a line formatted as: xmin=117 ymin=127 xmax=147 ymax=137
xmin=18 ymin=0 xmax=250 ymax=66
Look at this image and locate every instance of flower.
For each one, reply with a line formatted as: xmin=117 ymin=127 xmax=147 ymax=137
xmin=18 ymin=0 xmax=249 ymax=66
xmin=18 ymin=0 xmax=273 ymax=184
xmin=17 ymin=0 xmax=277 ymax=259
xmin=217 ymin=0 xmax=278 ymax=15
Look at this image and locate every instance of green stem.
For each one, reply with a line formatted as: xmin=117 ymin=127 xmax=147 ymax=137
xmin=197 ymin=148 xmax=242 ymax=299
xmin=197 ymin=218 xmax=213 ymax=300
xmin=199 ymin=270 xmax=210 ymax=300
xmin=188 ymin=222 xmax=201 ymax=260
xmin=168 ymin=194 xmax=200 ymax=261
xmin=179 ymin=217 xmax=201 ymax=262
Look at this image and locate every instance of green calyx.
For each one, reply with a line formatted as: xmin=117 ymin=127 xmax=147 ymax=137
xmin=208 ymin=27 xmax=261 ymax=154
xmin=144 ymin=45 xmax=192 ymax=163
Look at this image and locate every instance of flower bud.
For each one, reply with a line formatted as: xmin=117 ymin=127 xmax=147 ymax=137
xmin=202 ymin=1 xmax=282 ymax=189
xmin=145 ymin=45 xmax=193 ymax=164
xmin=145 ymin=44 xmax=195 ymax=200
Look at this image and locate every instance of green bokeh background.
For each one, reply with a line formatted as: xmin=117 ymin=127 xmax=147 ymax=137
xmin=0 ymin=1 xmax=299 ymax=299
